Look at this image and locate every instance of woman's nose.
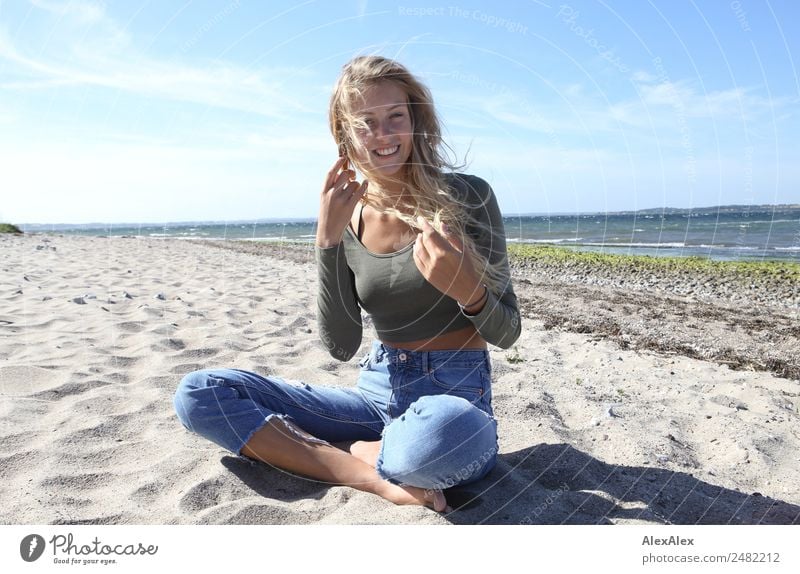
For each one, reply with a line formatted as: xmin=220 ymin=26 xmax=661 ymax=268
xmin=372 ymin=118 xmax=395 ymax=138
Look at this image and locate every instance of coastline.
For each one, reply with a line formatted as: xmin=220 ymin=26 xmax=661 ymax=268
xmin=1 ymin=233 xmax=798 ymax=524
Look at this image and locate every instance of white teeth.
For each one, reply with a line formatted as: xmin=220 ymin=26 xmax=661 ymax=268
xmin=375 ymin=145 xmax=399 ymax=156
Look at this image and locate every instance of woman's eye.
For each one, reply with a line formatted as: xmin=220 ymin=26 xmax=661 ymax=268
xmin=391 ymin=113 xmax=403 ymax=119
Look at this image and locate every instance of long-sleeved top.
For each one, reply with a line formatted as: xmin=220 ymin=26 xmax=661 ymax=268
xmin=315 ymin=172 xmax=521 ymax=361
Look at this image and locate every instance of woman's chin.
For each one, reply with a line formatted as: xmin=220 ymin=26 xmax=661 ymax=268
xmin=366 ymin=159 xmax=408 ymax=179
xmin=372 ymin=165 xmax=402 ymax=177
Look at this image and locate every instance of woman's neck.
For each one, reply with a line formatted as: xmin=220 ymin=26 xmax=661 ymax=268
xmin=366 ymin=175 xmax=414 ymax=213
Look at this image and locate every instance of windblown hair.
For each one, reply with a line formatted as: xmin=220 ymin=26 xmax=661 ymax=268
xmin=328 ymin=55 xmax=508 ymax=295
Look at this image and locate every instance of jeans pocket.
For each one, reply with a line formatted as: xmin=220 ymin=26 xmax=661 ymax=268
xmin=428 ymin=365 xmax=487 ymax=402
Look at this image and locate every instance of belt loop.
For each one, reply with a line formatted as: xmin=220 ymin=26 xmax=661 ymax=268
xmin=421 ymin=351 xmax=429 ymax=373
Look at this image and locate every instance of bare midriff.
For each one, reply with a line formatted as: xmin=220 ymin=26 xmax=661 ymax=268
xmin=381 ymin=324 xmax=487 ymax=352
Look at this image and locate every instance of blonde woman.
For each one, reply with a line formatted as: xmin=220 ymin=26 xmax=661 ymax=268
xmin=174 ymin=56 xmax=521 ymax=513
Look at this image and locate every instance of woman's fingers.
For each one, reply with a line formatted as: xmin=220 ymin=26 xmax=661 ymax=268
xmin=415 ymin=216 xmax=448 ymax=254
xmin=341 ymin=180 xmax=368 ymax=211
xmin=317 ymin=158 xmax=363 ymax=243
xmin=332 ymin=169 xmax=357 ymax=193
xmin=354 ymin=179 xmax=368 ymax=201
xmin=413 ymin=233 xmax=429 ymax=271
xmin=332 ymin=171 xmax=368 ymax=204
xmin=324 ymin=156 xmax=348 ymax=191
xmin=339 ymin=177 xmax=362 ymax=198
xmin=415 ymin=222 xmax=448 ymax=262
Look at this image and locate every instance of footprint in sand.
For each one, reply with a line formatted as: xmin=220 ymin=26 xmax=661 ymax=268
xmin=30 ymin=379 xmax=112 ymax=401
xmin=0 ymin=365 xmax=70 ymax=396
xmin=117 ymin=321 xmax=147 ymax=333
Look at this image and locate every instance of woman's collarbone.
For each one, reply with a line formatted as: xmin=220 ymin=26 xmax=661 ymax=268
xmin=360 ymin=207 xmax=417 ymax=254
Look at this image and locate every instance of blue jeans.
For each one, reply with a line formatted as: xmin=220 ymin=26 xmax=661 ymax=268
xmin=173 ymin=340 xmax=498 ymax=490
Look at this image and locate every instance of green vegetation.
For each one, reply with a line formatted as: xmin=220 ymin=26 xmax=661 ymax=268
xmin=507 ymin=243 xmax=800 ymax=281
xmin=0 ymin=223 xmax=23 ymax=234
xmin=506 ymin=346 xmax=525 ymax=364
xmin=231 ymin=239 xmax=311 ymax=248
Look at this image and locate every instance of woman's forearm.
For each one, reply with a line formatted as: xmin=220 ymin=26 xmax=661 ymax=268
xmin=315 ymin=243 xmax=363 ymax=361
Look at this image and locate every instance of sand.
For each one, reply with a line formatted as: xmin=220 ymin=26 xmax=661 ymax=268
xmin=1 ymin=233 xmax=798 ymax=525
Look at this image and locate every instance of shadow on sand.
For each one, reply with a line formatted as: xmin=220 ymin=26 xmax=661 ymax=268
xmin=444 ymin=443 xmax=800 ymax=524
xmin=221 ymin=443 xmax=799 ymax=524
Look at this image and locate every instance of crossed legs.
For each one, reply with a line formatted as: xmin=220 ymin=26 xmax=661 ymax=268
xmin=174 ymin=369 xmax=496 ymax=512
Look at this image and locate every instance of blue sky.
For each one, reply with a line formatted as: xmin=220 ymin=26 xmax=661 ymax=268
xmin=1 ymin=0 xmax=798 ymax=224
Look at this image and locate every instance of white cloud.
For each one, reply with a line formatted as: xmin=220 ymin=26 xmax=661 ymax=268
xmin=27 ymin=0 xmax=132 ymax=53
xmin=631 ymin=70 xmax=656 ymax=83
xmin=0 ymin=50 xmax=315 ymax=119
xmin=638 ymin=80 xmax=695 ymax=107
xmin=636 ymin=79 xmax=792 ymax=120
xmin=0 ymin=5 xmax=316 ymax=119
xmin=28 ymin=0 xmax=107 ymax=23
xmin=455 ymin=136 xmax=613 ymax=172
xmin=440 ymin=75 xmax=797 ymax=142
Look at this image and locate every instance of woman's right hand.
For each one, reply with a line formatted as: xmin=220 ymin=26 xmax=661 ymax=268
xmin=316 ymin=156 xmax=368 ymax=248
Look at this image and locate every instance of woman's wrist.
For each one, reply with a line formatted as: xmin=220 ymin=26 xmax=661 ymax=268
xmin=457 ymin=284 xmax=488 ymax=314
xmin=316 ymin=238 xmax=342 ymax=249
xmin=315 ymin=228 xmax=343 ymax=248
xmin=315 ymin=217 xmax=347 ymax=248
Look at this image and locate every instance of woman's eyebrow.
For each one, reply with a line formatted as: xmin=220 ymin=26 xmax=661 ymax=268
xmin=361 ymin=103 xmax=406 ymax=116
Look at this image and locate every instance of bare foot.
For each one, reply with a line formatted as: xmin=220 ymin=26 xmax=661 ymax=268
xmin=349 ymin=440 xmax=381 ymax=468
xmin=375 ymin=481 xmax=452 ymax=513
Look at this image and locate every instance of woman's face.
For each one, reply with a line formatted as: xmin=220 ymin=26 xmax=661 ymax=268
xmin=347 ymin=81 xmax=413 ymax=179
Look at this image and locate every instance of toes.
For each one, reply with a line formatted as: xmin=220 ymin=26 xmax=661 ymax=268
xmin=427 ymin=489 xmax=448 ymax=512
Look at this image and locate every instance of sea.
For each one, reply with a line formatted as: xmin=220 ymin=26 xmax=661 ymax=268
xmin=20 ymin=206 xmax=800 ymax=263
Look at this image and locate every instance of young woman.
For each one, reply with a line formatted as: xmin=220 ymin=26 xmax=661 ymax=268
xmin=174 ymin=56 xmax=521 ymax=513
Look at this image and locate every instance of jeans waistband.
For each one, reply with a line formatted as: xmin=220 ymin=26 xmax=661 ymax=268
xmin=370 ymin=340 xmax=491 ymax=372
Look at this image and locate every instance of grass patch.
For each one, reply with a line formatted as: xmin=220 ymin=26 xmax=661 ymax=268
xmin=229 ymin=238 xmax=311 ymax=248
xmin=506 ymin=346 xmax=525 ymax=364
xmin=0 ymin=223 xmax=23 ymax=234
xmin=507 ymin=243 xmax=800 ymax=281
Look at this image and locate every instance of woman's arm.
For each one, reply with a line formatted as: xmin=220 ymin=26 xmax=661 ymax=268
xmin=315 ymin=242 xmax=363 ymax=361
xmin=412 ymin=173 xmax=522 ymax=348
xmin=457 ymin=174 xmax=522 ymax=349
xmin=314 ymin=157 xmax=367 ymax=361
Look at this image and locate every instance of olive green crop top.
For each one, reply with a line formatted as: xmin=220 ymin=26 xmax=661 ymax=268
xmin=315 ymin=172 xmax=521 ymax=361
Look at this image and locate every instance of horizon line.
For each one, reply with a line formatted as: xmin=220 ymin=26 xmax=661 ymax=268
xmin=13 ymin=202 xmax=800 ymax=228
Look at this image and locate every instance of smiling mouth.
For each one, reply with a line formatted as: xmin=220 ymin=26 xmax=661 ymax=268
xmin=373 ymin=145 xmax=400 ymax=157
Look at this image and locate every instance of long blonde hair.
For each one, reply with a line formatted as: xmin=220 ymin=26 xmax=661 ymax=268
xmin=328 ymin=55 xmax=508 ymax=294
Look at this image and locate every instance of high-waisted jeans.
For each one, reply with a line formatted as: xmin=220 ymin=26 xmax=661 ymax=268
xmin=173 ymin=340 xmax=498 ymax=490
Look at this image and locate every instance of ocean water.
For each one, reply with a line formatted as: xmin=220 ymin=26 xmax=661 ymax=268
xmin=21 ymin=206 xmax=800 ymax=263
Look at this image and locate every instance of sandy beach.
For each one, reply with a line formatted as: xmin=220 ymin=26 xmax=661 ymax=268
xmin=1 ymin=233 xmax=798 ymax=525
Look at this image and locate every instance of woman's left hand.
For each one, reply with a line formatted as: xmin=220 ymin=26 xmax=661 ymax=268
xmin=413 ymin=216 xmax=482 ymax=305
